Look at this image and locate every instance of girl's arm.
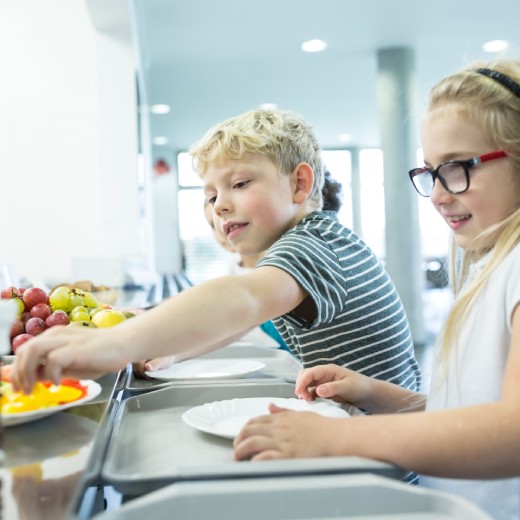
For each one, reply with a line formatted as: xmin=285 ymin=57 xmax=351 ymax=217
xmin=234 ymin=303 xmax=520 ymax=479
xmin=295 ymin=364 xmax=426 ymax=414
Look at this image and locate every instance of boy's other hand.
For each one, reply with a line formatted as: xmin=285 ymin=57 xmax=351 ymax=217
xmin=132 ymin=356 xmax=177 ymax=379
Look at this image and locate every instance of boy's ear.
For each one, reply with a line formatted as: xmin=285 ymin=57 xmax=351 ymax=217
xmin=291 ymin=162 xmax=314 ymax=203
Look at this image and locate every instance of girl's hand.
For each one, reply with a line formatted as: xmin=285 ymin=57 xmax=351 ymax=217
xmin=233 ymin=404 xmax=342 ymax=461
xmin=295 ymin=364 xmax=373 ymax=408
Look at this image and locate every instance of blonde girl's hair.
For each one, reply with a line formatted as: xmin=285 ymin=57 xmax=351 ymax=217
xmin=428 ymin=59 xmax=520 ymax=371
xmin=189 ymin=108 xmax=324 ymax=207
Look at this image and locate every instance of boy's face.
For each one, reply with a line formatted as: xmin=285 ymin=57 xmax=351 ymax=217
xmin=204 ymin=201 xmax=236 ymax=253
xmin=203 ymin=153 xmax=301 ymax=255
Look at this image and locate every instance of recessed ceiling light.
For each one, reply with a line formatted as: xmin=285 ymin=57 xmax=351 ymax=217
xmin=301 ymin=39 xmax=327 ymax=53
xmin=153 ymin=136 xmax=168 ymax=145
xmin=482 ymin=40 xmax=509 ymax=53
xmin=151 ymin=104 xmax=171 ymax=114
xmin=260 ymin=103 xmax=278 ymax=110
xmin=337 ymin=133 xmax=352 ymax=144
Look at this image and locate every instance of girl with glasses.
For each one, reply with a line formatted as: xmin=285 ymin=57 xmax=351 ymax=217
xmin=234 ymin=59 xmax=520 ymax=519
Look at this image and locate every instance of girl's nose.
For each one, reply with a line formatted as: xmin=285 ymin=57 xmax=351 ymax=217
xmin=430 ymin=178 xmax=454 ymax=206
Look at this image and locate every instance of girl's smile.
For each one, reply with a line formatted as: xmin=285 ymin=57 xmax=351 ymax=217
xmin=421 ymin=106 xmax=520 ymax=250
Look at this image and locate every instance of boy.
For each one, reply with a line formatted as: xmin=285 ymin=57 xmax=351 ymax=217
xmin=13 ymin=109 xmax=420 ymax=395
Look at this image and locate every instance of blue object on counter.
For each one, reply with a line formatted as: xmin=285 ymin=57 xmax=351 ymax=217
xmin=260 ymin=321 xmax=292 ymax=354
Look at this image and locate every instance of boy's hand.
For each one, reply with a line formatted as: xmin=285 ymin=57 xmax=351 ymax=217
xmin=10 ymin=325 xmax=129 ymax=394
xmin=295 ymin=363 xmax=372 ymax=407
xmin=233 ymin=403 xmax=339 ymax=461
xmin=132 ymin=356 xmax=177 ymax=379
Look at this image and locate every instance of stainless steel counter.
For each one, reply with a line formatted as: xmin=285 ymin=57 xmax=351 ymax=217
xmin=1 ymin=370 xmax=124 ymax=520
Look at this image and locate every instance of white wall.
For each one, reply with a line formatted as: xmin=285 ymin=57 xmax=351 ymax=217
xmin=0 ymin=0 xmax=143 ymax=287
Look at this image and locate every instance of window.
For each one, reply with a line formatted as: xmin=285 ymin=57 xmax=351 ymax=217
xmin=359 ymin=149 xmax=386 ymax=258
xmin=176 ymin=149 xmax=449 ymax=284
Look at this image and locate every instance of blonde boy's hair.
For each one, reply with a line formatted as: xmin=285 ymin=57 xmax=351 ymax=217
xmin=189 ymin=108 xmax=324 ymax=207
xmin=427 ymin=59 xmax=520 ymax=371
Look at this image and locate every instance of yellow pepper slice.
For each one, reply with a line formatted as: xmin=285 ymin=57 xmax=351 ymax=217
xmin=1 ymin=382 xmax=84 ymax=414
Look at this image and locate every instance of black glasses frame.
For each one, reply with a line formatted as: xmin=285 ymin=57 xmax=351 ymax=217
xmin=408 ymin=150 xmax=507 ymax=197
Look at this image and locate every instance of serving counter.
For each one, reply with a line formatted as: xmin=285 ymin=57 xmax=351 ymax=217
xmin=1 ymin=369 xmax=124 ymax=520
xmin=2 ymin=350 xmax=491 ymax=520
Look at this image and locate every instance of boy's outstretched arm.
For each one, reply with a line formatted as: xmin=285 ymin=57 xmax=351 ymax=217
xmin=11 ymin=266 xmax=306 ymax=393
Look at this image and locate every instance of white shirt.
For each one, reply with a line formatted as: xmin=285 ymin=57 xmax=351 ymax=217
xmin=420 ymin=243 xmax=520 ymax=519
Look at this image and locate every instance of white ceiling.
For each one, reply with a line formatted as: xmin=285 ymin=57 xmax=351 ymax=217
xmin=131 ymin=0 xmax=520 ymax=155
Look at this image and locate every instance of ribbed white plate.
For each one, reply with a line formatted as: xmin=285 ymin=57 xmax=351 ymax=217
xmin=145 ymin=359 xmax=266 ymax=381
xmin=182 ymin=397 xmax=349 ymax=439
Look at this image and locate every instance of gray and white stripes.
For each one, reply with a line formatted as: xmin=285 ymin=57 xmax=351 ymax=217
xmin=258 ymin=211 xmax=421 ymax=392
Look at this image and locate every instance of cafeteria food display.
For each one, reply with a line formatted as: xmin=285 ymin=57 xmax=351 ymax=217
xmin=1 ymin=283 xmax=133 ymax=354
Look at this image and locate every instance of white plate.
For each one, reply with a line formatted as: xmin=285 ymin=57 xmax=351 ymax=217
xmin=231 ymin=327 xmax=280 ymax=348
xmin=145 ymin=358 xmax=266 ymax=381
xmin=182 ymin=397 xmax=349 ymax=439
xmin=1 ymin=380 xmax=102 ymax=427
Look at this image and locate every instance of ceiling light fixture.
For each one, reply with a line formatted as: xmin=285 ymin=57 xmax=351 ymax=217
xmin=153 ymin=136 xmax=168 ymax=146
xmin=301 ymin=39 xmax=327 ymax=53
xmin=151 ymin=104 xmax=171 ymax=114
xmin=482 ymin=40 xmax=509 ymax=53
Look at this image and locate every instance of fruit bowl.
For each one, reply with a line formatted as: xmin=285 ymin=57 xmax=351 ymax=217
xmin=91 ymin=289 xmax=119 ymax=306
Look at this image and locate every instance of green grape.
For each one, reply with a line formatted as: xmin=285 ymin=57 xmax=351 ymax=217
xmin=89 ymin=307 xmax=103 ymax=318
xmin=70 ymin=305 xmax=88 ymax=317
xmin=83 ymin=291 xmax=99 ymax=309
xmin=67 ymin=289 xmax=85 ymax=311
xmin=70 ymin=311 xmax=90 ymax=322
xmin=49 ymin=286 xmax=70 ymax=310
xmin=12 ymin=297 xmax=25 ymax=317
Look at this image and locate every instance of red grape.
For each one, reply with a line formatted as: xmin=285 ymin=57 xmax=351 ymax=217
xmin=12 ymin=333 xmax=34 ymax=353
xmin=20 ymin=311 xmax=30 ymax=325
xmin=1 ymin=286 xmax=20 ymax=299
xmin=22 ymin=287 xmax=48 ymax=310
xmin=25 ymin=317 xmax=46 ymax=336
xmin=29 ymin=302 xmax=52 ymax=321
xmin=46 ymin=310 xmax=70 ymax=327
xmin=10 ymin=319 xmax=25 ymax=339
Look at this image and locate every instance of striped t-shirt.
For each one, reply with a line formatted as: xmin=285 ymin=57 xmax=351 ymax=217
xmin=257 ymin=211 xmax=421 ymax=392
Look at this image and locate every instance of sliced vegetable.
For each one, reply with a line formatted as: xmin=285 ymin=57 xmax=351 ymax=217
xmin=0 ymin=380 xmax=88 ymax=414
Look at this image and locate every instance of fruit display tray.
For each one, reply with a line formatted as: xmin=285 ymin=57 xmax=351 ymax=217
xmin=100 ymin=382 xmax=404 ymax=497
xmin=93 ymin=473 xmax=490 ymax=520
xmin=124 ymin=345 xmax=303 ymax=395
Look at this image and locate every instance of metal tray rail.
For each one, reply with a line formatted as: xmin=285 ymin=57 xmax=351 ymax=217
xmin=80 ymin=399 xmax=121 ymax=487
xmin=124 ymin=345 xmax=303 ymax=396
xmin=101 ymin=382 xmax=404 ymax=497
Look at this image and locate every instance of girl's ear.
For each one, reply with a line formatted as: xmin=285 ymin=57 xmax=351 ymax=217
xmin=291 ymin=162 xmax=314 ymax=203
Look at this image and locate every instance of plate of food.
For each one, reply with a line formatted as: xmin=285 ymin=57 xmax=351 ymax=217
xmin=0 ymin=376 xmax=102 ymax=427
xmin=145 ymin=358 xmax=266 ymax=381
xmin=182 ymin=397 xmax=349 ymax=439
